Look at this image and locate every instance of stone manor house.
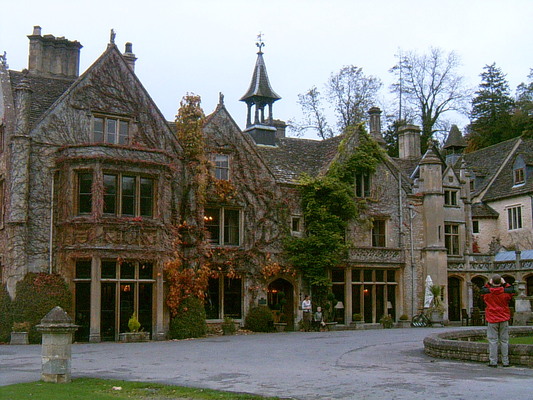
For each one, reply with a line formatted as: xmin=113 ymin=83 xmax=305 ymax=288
xmin=1 ymin=27 xmax=532 ymax=341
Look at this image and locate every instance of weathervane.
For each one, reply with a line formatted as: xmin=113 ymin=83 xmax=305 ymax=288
xmin=255 ymin=32 xmax=265 ymax=53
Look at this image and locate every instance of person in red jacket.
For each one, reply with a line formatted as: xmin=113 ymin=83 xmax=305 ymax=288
xmin=481 ymin=274 xmax=515 ymax=367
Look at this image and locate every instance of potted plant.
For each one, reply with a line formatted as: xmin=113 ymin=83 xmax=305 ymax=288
xmin=351 ymin=313 xmax=365 ymax=330
xmin=429 ymin=285 xmax=445 ymax=326
xmin=398 ymin=314 xmax=411 ymax=328
xmin=119 ymin=314 xmax=149 ymax=342
xmin=380 ymin=314 xmax=394 ymax=329
xmin=221 ymin=317 xmax=237 ymax=335
xmin=10 ymin=322 xmax=30 ymax=345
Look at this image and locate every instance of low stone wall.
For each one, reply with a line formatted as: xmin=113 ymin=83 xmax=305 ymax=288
xmin=424 ymin=327 xmax=533 ymax=367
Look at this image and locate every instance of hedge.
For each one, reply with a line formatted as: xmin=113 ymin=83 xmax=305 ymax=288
xmin=0 ymin=285 xmax=12 ymax=343
xmin=11 ymin=273 xmax=72 ymax=344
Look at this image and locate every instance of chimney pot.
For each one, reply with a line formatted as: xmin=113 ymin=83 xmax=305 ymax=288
xmin=32 ymin=26 xmax=42 ymax=36
xmin=125 ymin=42 xmax=133 ymax=53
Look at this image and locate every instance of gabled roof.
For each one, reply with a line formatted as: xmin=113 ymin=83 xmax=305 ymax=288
xmin=482 ymin=137 xmax=533 ymax=201
xmin=240 ymin=51 xmax=281 ymax=103
xmin=8 ymin=70 xmax=75 ymax=129
xmin=462 ymin=137 xmax=520 ymax=197
xmin=255 ymin=135 xmax=343 ymax=184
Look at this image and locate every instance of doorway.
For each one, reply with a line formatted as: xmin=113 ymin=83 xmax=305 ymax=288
xmin=447 ymin=277 xmax=461 ymax=321
xmin=267 ymin=278 xmax=294 ymax=330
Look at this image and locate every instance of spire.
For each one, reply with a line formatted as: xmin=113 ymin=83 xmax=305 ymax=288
xmin=240 ymin=34 xmax=281 ymax=128
xmin=443 ymin=124 xmax=467 ymax=166
xmin=443 ymin=125 xmax=467 ymax=151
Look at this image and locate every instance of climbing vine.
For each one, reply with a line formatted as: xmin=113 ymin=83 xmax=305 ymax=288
xmin=284 ymin=125 xmax=385 ymax=290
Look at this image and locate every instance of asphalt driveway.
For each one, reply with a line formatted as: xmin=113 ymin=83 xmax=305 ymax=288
xmin=1 ymin=327 xmax=532 ymax=399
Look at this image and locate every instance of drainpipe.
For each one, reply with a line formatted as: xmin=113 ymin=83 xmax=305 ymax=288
xmin=408 ymin=204 xmax=416 ymax=316
xmin=49 ymin=172 xmax=55 ymax=274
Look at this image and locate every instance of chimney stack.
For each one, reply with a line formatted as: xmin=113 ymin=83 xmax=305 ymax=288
xmin=123 ymin=42 xmax=137 ymax=72
xmin=398 ymin=124 xmax=421 ymax=159
xmin=368 ymin=107 xmax=385 ymax=147
xmin=27 ymin=26 xmax=82 ymax=78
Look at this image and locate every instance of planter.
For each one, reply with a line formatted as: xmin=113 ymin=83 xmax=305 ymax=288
xmin=397 ymin=320 xmax=411 ymax=328
xmin=119 ymin=331 xmax=150 ymax=342
xmin=273 ymin=322 xmax=287 ymax=332
xmin=10 ymin=331 xmax=29 ymax=345
xmin=430 ymin=311 xmax=444 ymax=327
xmin=350 ymin=321 xmax=365 ymax=330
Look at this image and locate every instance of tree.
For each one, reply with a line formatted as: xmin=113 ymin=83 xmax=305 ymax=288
xmin=467 ymin=63 xmax=517 ymax=150
xmin=291 ymin=66 xmax=381 ymax=139
xmin=390 ymin=48 xmax=471 ymax=152
xmin=291 ymin=86 xmax=333 ymax=139
xmin=513 ymin=68 xmax=533 ymax=137
xmin=327 ymin=65 xmax=382 ymax=133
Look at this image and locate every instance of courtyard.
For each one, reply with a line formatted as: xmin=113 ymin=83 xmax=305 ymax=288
xmin=1 ymin=327 xmax=532 ymax=399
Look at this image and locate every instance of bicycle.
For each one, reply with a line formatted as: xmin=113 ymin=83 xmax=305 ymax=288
xmin=411 ymin=310 xmax=431 ymax=327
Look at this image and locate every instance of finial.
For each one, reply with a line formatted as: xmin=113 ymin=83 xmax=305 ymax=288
xmin=219 ymin=92 xmax=224 ymax=105
xmin=0 ymin=51 xmax=7 ymax=68
xmin=110 ymin=29 xmax=116 ymax=45
xmin=255 ymin=32 xmax=265 ymax=54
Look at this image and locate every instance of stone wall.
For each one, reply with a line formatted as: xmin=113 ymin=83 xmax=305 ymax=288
xmin=424 ymin=327 xmax=533 ymax=367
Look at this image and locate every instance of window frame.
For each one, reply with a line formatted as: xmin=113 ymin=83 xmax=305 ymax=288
xmin=513 ymin=168 xmax=525 ymax=186
xmin=291 ymin=215 xmax=303 ymax=236
xmin=92 ymin=115 xmax=130 ymax=145
xmin=103 ymin=172 xmax=155 ymax=218
xmin=204 ymin=207 xmax=241 ymax=246
xmin=355 ymin=173 xmax=371 ymax=198
xmin=444 ymin=223 xmax=460 ymax=256
xmin=213 ymin=154 xmax=230 ymax=180
xmin=507 ymin=205 xmax=523 ymax=230
xmin=371 ymin=219 xmax=387 ymax=247
xmin=472 ymin=220 xmax=480 ymax=234
xmin=77 ymin=171 xmax=93 ymax=215
xmin=444 ymin=189 xmax=458 ymax=206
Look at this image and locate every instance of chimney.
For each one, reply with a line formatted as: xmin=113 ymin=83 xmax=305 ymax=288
xmin=272 ymin=119 xmax=287 ymax=139
xmin=368 ymin=107 xmax=385 ymax=147
xmin=398 ymin=124 xmax=421 ymax=159
xmin=14 ymin=77 xmax=33 ymax=136
xmin=27 ymin=26 xmax=82 ymax=78
xmin=123 ymin=42 xmax=137 ymax=72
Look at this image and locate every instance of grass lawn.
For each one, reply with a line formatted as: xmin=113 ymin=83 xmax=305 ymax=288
xmin=0 ymin=378 xmax=280 ymax=400
xmin=478 ymin=336 xmax=533 ymax=344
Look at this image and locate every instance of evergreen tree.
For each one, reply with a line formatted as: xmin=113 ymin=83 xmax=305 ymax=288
xmin=513 ymin=68 xmax=533 ymax=137
xmin=468 ymin=63 xmax=517 ymax=150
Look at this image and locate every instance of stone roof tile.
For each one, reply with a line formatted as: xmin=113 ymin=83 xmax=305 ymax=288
xmin=9 ymin=70 xmax=75 ymax=129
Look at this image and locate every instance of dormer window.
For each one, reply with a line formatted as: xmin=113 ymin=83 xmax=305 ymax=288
xmin=214 ymin=154 xmax=230 ymax=180
xmin=512 ymin=156 xmax=526 ymax=186
xmin=93 ymin=116 xmax=129 ymax=145
xmin=514 ymin=168 xmax=525 ymax=185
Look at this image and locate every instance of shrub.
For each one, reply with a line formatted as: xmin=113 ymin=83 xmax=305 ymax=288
xmin=221 ymin=317 xmax=237 ymax=335
xmin=128 ymin=314 xmax=141 ymax=333
xmin=169 ymin=296 xmax=207 ymax=340
xmin=11 ymin=273 xmax=72 ymax=344
xmin=352 ymin=313 xmax=363 ymax=321
xmin=399 ymin=314 xmax=409 ymax=321
xmin=244 ymin=306 xmax=274 ymax=332
xmin=0 ymin=285 xmax=12 ymax=343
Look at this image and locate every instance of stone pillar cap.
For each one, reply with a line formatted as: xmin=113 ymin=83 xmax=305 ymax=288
xmin=36 ymin=306 xmax=79 ymax=332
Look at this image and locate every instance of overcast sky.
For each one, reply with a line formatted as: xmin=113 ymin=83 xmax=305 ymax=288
xmin=1 ymin=0 xmax=532 ymax=139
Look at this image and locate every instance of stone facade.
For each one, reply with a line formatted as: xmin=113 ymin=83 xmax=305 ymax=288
xmin=1 ymin=27 xmax=533 ymax=341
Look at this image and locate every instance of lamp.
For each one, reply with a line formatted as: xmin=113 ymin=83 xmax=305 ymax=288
xmin=334 ymin=301 xmax=344 ymax=309
xmin=387 ymin=301 xmax=393 ymax=310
